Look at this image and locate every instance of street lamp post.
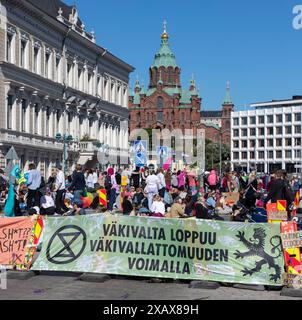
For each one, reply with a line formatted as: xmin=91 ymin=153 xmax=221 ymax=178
xmin=55 ymin=133 xmax=73 ymax=176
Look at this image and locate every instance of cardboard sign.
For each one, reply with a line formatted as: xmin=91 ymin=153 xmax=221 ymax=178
xmin=266 ymin=203 xmax=278 ymax=212
xmin=283 ymin=273 xmax=302 ymax=288
xmin=267 ymin=211 xmax=288 ymax=221
xmin=222 ymin=192 xmax=240 ymax=206
xmin=281 ymin=231 xmax=302 ymax=249
xmin=0 ymin=217 xmax=36 ymax=266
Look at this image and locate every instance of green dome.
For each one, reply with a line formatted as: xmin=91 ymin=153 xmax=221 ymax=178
xmin=152 ymin=33 xmax=177 ymax=68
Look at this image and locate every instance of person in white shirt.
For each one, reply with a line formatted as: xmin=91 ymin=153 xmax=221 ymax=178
xmin=86 ymin=169 xmax=95 ymax=189
xmin=92 ymin=169 xmax=98 ymax=186
xmin=55 ymin=166 xmax=67 ymax=215
xmin=40 ymin=187 xmax=56 ymax=215
xmin=150 ymin=195 xmax=165 ymax=216
xmin=145 ymin=171 xmax=160 ymax=210
xmin=157 ymin=168 xmax=166 ymax=198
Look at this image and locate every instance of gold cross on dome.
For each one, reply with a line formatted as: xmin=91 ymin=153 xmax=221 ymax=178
xmin=163 ymin=19 xmax=167 ymax=33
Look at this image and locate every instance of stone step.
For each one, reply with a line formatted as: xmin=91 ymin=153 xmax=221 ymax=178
xmin=7 ymin=270 xmax=36 ymax=280
xmin=233 ymin=284 xmax=265 ymax=291
xmin=189 ymin=281 xmax=220 ymax=289
xmin=78 ymin=273 xmax=111 ymax=283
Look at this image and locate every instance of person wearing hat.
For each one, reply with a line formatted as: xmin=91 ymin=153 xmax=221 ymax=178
xmin=166 ymin=196 xmax=187 ymax=219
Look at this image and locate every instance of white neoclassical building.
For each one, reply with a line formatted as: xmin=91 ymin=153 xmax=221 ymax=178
xmin=0 ymin=0 xmax=134 ymax=177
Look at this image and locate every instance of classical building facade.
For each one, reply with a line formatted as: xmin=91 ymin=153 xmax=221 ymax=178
xmin=0 ymin=0 xmax=134 ymax=176
xmin=129 ymin=27 xmax=201 ymax=134
xmin=200 ymin=82 xmax=234 ymax=146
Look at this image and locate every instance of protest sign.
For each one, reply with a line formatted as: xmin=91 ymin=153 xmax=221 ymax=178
xmin=32 ymin=215 xmax=284 ymax=286
xmin=281 ymin=231 xmax=302 ymax=249
xmin=0 ymin=217 xmax=36 ymax=266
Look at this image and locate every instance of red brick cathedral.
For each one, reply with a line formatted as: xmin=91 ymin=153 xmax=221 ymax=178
xmin=129 ymin=26 xmax=201 ymax=134
xmin=129 ymin=25 xmax=234 ymax=147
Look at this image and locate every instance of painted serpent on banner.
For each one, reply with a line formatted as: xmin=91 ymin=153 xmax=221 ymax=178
xmin=234 ymin=228 xmax=282 ymax=282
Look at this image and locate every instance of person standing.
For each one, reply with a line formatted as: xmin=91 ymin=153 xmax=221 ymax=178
xmin=177 ymin=170 xmax=186 ymax=191
xmin=55 ymin=166 xmax=68 ymax=215
xmin=107 ymin=168 xmax=118 ymax=212
xmin=207 ymin=169 xmax=219 ymax=191
xmin=69 ymin=164 xmax=86 ymax=206
xmin=122 ymin=167 xmax=131 ymax=191
xmin=86 ymin=169 xmax=95 ymax=190
xmin=131 ymin=167 xmax=141 ymax=189
xmin=145 ymin=170 xmax=160 ymax=210
xmin=27 ymin=163 xmax=41 ymax=209
xmin=92 ymin=169 xmax=98 ymax=188
xmin=141 ymin=167 xmax=149 ymax=189
xmin=188 ymin=170 xmax=197 ymax=193
xmin=157 ymin=168 xmax=166 ymax=198
xmin=165 ymin=170 xmax=172 ymax=190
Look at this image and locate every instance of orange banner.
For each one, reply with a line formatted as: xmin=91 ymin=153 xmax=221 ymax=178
xmin=0 ymin=217 xmax=36 ymax=266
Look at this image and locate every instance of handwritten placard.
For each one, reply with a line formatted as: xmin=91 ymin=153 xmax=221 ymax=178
xmin=281 ymin=231 xmax=302 ymax=249
xmin=0 ymin=217 xmax=35 ymax=266
xmin=267 ymin=211 xmax=288 ymax=221
xmin=283 ymin=273 xmax=302 ymax=288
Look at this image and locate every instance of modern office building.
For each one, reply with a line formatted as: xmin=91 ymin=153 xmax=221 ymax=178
xmin=0 ymin=0 xmax=134 ymax=176
xmin=231 ymin=96 xmax=302 ymax=173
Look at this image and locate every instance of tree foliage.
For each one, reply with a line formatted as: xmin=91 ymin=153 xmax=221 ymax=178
xmin=205 ymin=138 xmax=230 ymax=171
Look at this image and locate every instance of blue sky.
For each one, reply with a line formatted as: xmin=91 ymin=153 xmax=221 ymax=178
xmin=66 ymin=0 xmax=302 ymax=111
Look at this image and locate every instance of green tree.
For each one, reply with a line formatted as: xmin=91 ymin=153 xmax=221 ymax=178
xmin=205 ymin=138 xmax=230 ymax=172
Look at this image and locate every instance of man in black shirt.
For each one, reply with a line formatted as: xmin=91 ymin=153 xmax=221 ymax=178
xmin=69 ymin=164 xmax=86 ymax=205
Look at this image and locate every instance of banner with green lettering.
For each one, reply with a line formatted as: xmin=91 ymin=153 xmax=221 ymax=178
xmin=32 ymin=214 xmax=284 ymax=286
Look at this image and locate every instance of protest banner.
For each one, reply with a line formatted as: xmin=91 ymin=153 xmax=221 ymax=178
xmin=32 ymin=214 xmax=284 ymax=286
xmin=0 ymin=217 xmax=36 ymax=266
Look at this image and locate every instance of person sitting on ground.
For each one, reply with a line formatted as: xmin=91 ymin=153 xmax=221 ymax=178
xmin=205 ymin=191 xmax=216 ymax=209
xmin=132 ymin=188 xmax=144 ymax=206
xmin=122 ymin=195 xmax=134 ymax=216
xmin=64 ymin=202 xmax=86 ymax=216
xmin=184 ymin=194 xmax=194 ymax=217
xmin=150 ymin=195 xmax=165 ymax=216
xmin=195 ymin=197 xmax=209 ymax=219
xmin=40 ymin=187 xmax=56 ymax=215
xmin=164 ymin=187 xmax=173 ymax=210
xmin=166 ymin=196 xmax=187 ymax=219
xmin=171 ymin=188 xmax=179 ymax=201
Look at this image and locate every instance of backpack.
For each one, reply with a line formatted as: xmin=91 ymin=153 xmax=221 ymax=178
xmin=104 ymin=175 xmax=112 ymax=190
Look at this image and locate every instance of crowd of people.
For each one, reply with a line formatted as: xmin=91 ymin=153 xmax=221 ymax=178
xmin=0 ymin=163 xmax=301 ymax=221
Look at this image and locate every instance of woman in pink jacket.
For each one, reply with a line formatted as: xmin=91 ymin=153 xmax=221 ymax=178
xmin=177 ymin=170 xmax=186 ymax=191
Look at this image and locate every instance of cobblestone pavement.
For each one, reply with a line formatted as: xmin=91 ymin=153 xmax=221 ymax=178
xmin=0 ymin=273 xmax=301 ymax=300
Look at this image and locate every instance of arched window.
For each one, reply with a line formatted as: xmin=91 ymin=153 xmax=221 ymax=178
xmin=168 ymin=68 xmax=173 ymax=83
xmin=157 ymin=97 xmax=163 ymax=109
xmin=160 ymin=68 xmax=165 ymax=82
